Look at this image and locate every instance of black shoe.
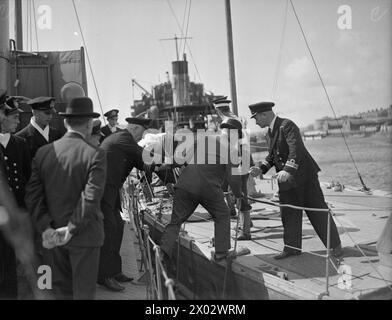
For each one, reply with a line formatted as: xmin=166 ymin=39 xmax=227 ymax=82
xmin=114 ymin=273 xmax=134 ymax=283
xmin=98 ymin=278 xmax=125 ymax=291
xmin=237 ymin=234 xmax=251 ymax=241
xmin=273 ymin=251 xmax=301 ymax=260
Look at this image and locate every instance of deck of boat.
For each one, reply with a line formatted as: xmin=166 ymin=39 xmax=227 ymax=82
xmin=140 ymin=177 xmax=392 ymax=299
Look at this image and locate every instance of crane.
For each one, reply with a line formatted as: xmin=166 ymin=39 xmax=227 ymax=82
xmin=131 ymin=79 xmax=152 ymax=98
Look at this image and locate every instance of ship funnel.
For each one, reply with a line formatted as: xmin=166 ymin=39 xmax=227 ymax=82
xmin=172 ymin=58 xmax=190 ymax=107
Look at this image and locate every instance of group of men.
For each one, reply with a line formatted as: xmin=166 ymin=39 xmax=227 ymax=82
xmin=0 ymin=88 xmax=343 ymax=300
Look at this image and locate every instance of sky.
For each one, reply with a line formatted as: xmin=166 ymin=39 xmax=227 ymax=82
xmin=8 ymin=0 xmax=392 ymax=131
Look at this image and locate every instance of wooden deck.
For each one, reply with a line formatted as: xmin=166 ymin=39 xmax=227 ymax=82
xmin=139 ymin=177 xmax=392 ymax=299
xmin=95 ymin=221 xmax=148 ymax=300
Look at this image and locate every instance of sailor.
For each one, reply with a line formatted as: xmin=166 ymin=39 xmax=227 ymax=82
xmin=100 ymin=109 xmax=121 ymax=141
xmin=248 ymin=101 xmax=343 ymax=259
xmin=160 ymin=130 xmax=243 ymax=262
xmin=97 ymin=117 xmax=153 ymax=291
xmin=16 ymin=96 xmax=62 ymax=158
xmin=220 ymin=117 xmax=253 ymax=240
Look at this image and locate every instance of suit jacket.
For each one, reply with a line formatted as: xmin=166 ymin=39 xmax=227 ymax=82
xmin=260 ymin=117 xmax=320 ymax=190
xmin=100 ymin=131 xmax=145 ymax=190
xmin=175 ymin=134 xmax=242 ymax=198
xmin=16 ymin=123 xmax=62 ymax=159
xmin=2 ymin=135 xmax=31 ymax=207
xmin=25 ymin=132 xmax=107 ymax=247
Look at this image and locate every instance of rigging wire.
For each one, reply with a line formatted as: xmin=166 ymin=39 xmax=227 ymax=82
xmin=182 ymin=0 xmax=192 ymax=56
xmin=271 ymin=0 xmax=289 ymax=100
xmin=32 ymin=0 xmax=39 ymax=52
xmin=180 ymin=0 xmax=189 ymax=51
xmin=288 ymin=0 xmax=369 ymax=191
xmin=71 ymin=0 xmax=106 ymax=123
xmin=166 ymin=0 xmax=203 ymax=84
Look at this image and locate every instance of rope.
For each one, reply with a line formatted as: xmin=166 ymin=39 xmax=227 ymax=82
xmin=182 ymin=0 xmax=192 ymax=56
xmin=333 ymin=214 xmax=392 ymax=291
xmin=271 ymin=0 xmax=288 ymax=100
xmin=247 ymin=195 xmax=331 ymax=212
xmin=32 ymin=0 xmax=39 ymax=52
xmin=289 ymin=0 xmax=369 ymax=191
xmin=71 ymin=0 xmax=106 ymax=124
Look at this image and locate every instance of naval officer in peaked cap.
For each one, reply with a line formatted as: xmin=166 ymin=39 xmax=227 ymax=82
xmin=101 ymin=109 xmax=121 ymax=141
xmin=248 ymin=101 xmax=343 ymax=259
xmin=16 ymin=96 xmax=62 ymax=158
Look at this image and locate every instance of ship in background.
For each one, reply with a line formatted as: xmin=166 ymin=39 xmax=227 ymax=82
xmin=131 ymin=52 xmax=221 ymax=131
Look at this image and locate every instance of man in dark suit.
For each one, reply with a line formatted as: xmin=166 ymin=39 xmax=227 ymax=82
xmin=25 ymin=97 xmax=106 ymax=299
xmin=100 ymin=109 xmax=121 ymax=141
xmin=16 ymin=97 xmax=62 ymax=159
xmin=249 ymin=102 xmax=342 ymax=259
xmin=98 ymin=117 xmax=152 ymax=291
xmin=160 ymin=131 xmax=243 ymax=261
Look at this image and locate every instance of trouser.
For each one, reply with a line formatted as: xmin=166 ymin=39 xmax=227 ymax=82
xmin=0 ymin=232 xmax=17 ymax=299
xmin=278 ymin=176 xmax=341 ymax=253
xmin=44 ymin=245 xmax=100 ymax=300
xmin=160 ymin=187 xmax=231 ymax=257
xmin=98 ymin=185 xmax=124 ymax=280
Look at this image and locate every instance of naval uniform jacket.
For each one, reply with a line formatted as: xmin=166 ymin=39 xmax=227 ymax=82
xmin=25 ymin=132 xmax=107 ymax=247
xmin=2 ymin=135 xmax=31 ymax=207
xmin=100 ymin=130 xmax=146 ymax=190
xmin=260 ymin=117 xmax=320 ymax=190
xmin=16 ymin=123 xmax=63 ymax=159
xmin=100 ymin=125 xmax=122 ymax=142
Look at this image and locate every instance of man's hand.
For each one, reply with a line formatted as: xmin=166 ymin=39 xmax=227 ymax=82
xmin=55 ymin=222 xmax=76 ymax=246
xmin=42 ymin=228 xmax=57 ymax=249
xmin=249 ymin=166 xmax=263 ymax=178
xmin=274 ymin=170 xmax=292 ymax=183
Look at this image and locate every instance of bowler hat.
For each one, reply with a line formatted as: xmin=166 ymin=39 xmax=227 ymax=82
xmin=59 ymin=97 xmax=100 ymax=118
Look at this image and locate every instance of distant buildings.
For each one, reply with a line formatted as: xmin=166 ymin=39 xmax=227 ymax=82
xmin=310 ymin=105 xmax=392 ymax=137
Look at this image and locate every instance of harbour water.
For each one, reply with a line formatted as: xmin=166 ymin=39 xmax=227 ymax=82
xmin=252 ymin=133 xmax=392 ymax=193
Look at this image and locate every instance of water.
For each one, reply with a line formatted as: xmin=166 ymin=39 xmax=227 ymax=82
xmin=252 ymin=134 xmax=392 ymax=192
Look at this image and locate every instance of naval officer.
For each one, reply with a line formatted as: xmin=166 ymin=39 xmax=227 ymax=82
xmin=101 ymin=109 xmax=121 ymax=141
xmin=248 ymin=101 xmax=343 ymax=259
xmin=16 ymin=97 xmax=62 ymax=159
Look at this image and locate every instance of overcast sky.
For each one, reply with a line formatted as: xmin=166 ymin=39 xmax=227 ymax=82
xmin=9 ymin=0 xmax=392 ymax=130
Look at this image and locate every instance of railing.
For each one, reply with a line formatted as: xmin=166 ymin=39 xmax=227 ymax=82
xmin=124 ymin=177 xmax=176 ymax=300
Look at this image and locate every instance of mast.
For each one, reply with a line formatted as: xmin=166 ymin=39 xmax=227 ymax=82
xmin=224 ymin=0 xmax=238 ymax=116
xmin=15 ymin=0 xmax=23 ymax=50
xmin=0 ymin=0 xmax=9 ymax=90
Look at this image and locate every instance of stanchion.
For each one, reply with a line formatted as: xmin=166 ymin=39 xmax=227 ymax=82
xmin=324 ymin=210 xmax=331 ymax=297
xmin=154 ymin=246 xmax=163 ymax=299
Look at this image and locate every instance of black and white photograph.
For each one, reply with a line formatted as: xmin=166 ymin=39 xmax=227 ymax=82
xmin=0 ymin=0 xmax=391 ymax=305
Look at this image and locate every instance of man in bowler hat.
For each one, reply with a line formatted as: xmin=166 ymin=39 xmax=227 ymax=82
xmin=248 ymin=101 xmax=342 ymax=259
xmin=25 ymin=97 xmax=106 ymax=299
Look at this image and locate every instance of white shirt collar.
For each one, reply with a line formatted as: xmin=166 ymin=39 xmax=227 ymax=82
xmin=67 ymin=129 xmax=86 ymax=140
xmin=108 ymin=123 xmax=117 ymax=133
xmin=30 ymin=118 xmax=50 ymax=142
xmin=269 ymin=115 xmax=278 ymax=132
xmin=0 ymin=133 xmax=11 ymax=148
